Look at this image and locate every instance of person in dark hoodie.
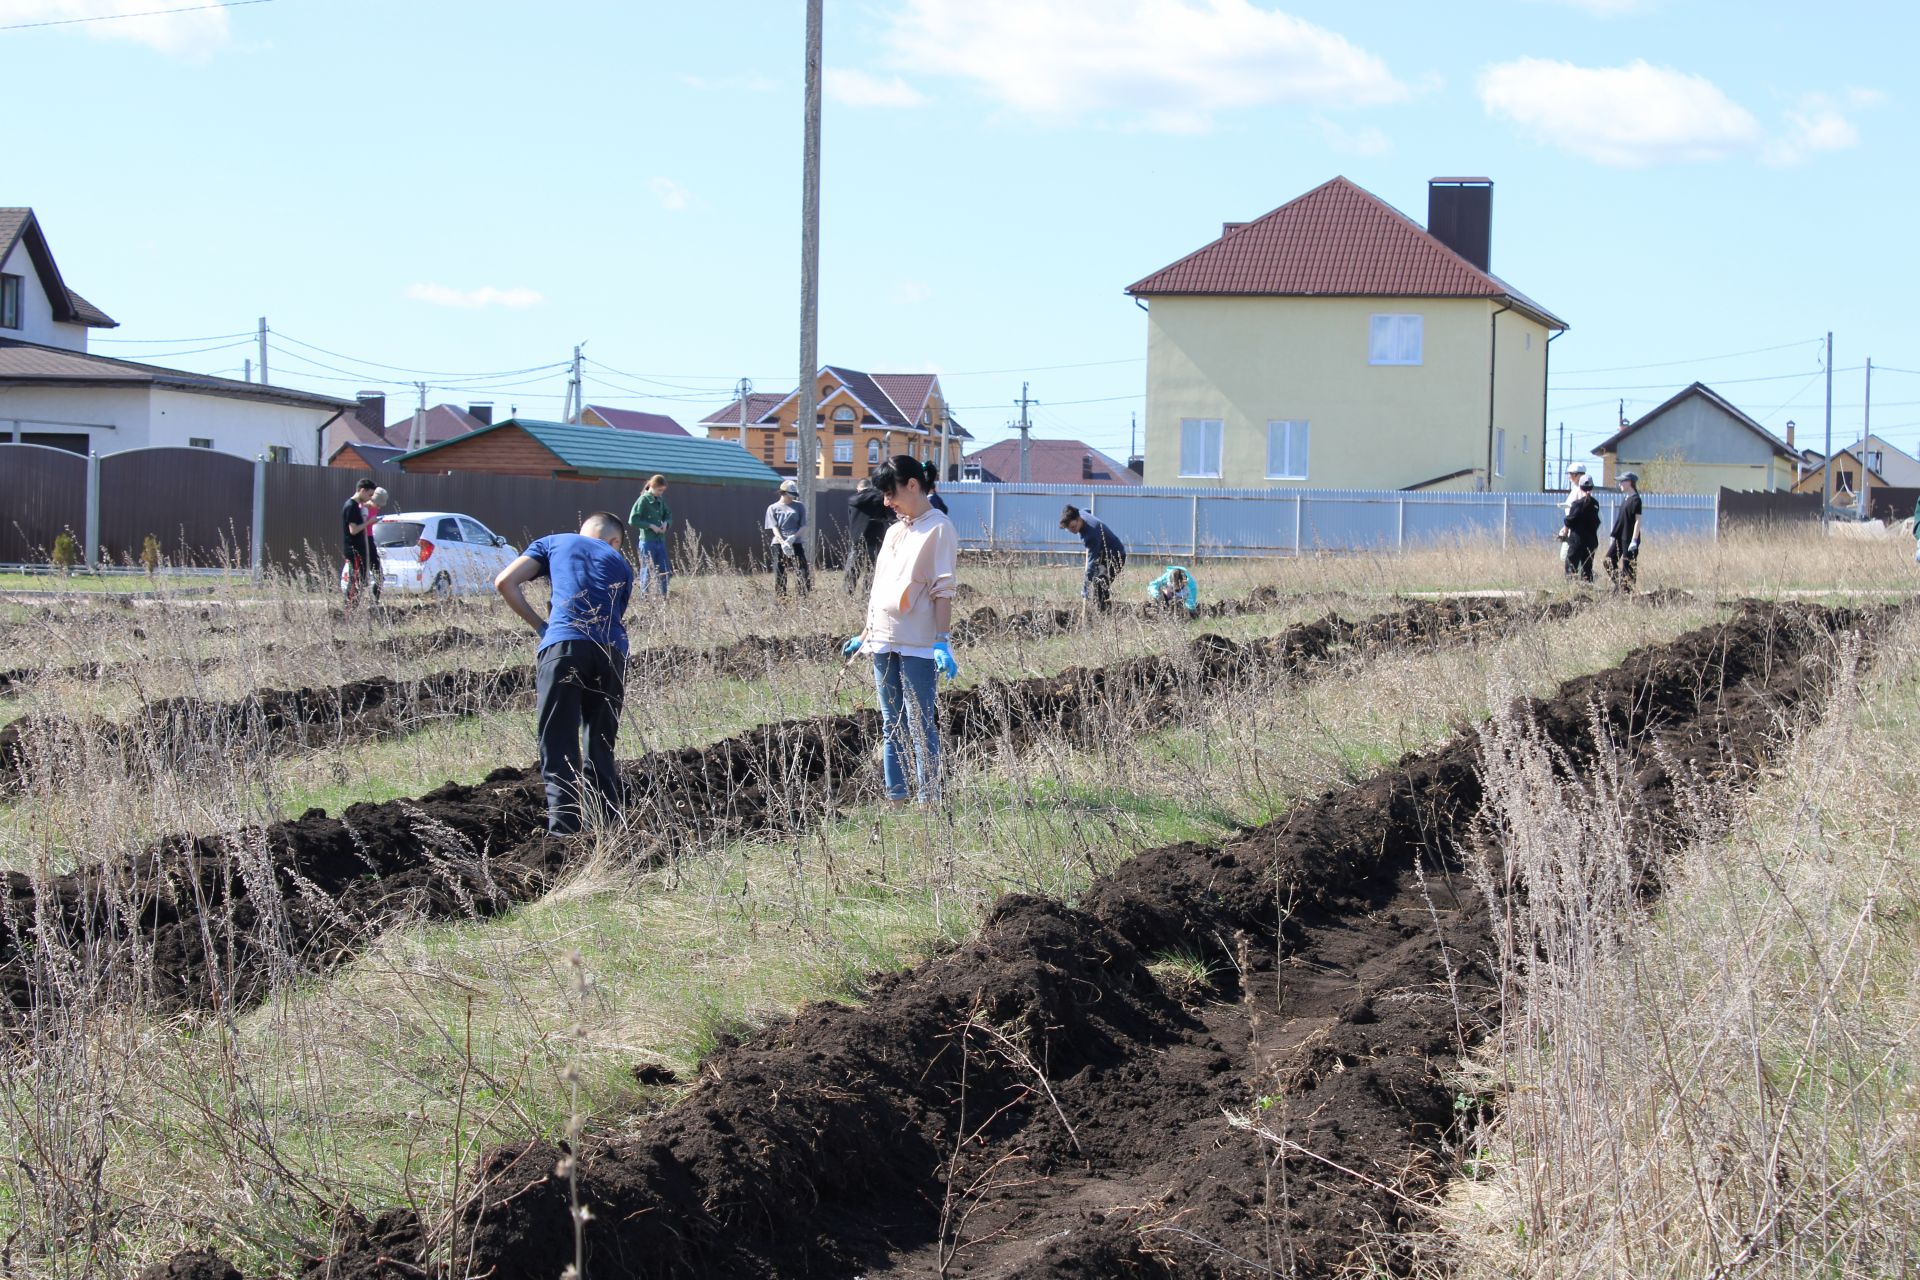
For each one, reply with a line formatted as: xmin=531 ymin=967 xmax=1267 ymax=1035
xmin=845 ymin=478 xmax=894 ymax=595
xmin=1060 ymin=503 xmax=1127 ymax=612
xmin=1605 ymin=471 xmax=1644 ymax=591
xmin=1563 ymin=475 xmax=1601 ymax=584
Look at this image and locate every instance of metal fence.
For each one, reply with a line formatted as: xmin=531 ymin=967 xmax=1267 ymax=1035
xmin=0 ymin=443 xmax=780 ymax=573
xmin=934 ymin=482 xmax=1719 ymax=558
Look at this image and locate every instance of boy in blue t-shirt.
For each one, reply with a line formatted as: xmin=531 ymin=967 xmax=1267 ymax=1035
xmin=494 ymin=512 xmax=635 ymax=834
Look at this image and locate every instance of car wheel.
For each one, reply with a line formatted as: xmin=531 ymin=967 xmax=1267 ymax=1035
xmin=430 ymin=572 xmax=453 ymax=598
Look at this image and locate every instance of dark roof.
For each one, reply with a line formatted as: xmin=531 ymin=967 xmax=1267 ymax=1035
xmin=962 ymin=438 xmax=1141 ymax=485
xmin=699 ymin=392 xmax=786 ymax=425
xmin=0 ymin=337 xmax=353 ymax=409
xmin=396 ymin=418 xmax=781 ymax=485
xmin=1593 ymin=382 xmax=1797 ymax=460
xmin=0 ymin=208 xmax=118 ymax=329
xmin=327 ymin=441 xmax=407 ymax=468
xmin=1126 ymin=177 xmax=1566 ymax=330
xmin=583 ymin=405 xmax=691 ymax=436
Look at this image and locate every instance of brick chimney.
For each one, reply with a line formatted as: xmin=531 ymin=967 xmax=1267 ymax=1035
xmin=1082 ymin=453 xmax=1096 ymax=480
xmin=1427 ymin=178 xmax=1493 ymax=272
xmin=1785 ymin=419 xmax=1796 ymax=450
xmin=355 ymin=391 xmax=386 ymax=439
xmin=468 ymin=402 xmax=494 ymax=426
xmin=1128 ymin=454 xmax=1145 ymax=478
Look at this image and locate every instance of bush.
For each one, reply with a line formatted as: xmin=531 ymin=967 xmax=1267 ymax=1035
xmin=141 ymin=534 xmax=163 ymax=575
xmin=50 ymin=531 xmax=79 ymax=575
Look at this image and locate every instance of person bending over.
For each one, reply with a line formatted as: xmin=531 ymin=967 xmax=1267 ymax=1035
xmin=1147 ymin=565 xmax=1199 ymax=619
xmin=494 ymin=512 xmax=635 ymax=835
xmin=1060 ymin=504 xmax=1127 ymax=613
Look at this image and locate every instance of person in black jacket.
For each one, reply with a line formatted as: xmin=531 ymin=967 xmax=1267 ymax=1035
xmin=1060 ymin=503 xmax=1127 ymax=612
xmin=1563 ymin=476 xmax=1601 ymax=583
xmin=845 ymin=478 xmax=894 ymax=594
xmin=1605 ymin=471 xmax=1644 ymax=591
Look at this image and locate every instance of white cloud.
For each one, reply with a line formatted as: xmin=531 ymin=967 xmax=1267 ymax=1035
xmin=3 ymin=0 xmax=231 ymax=56
xmin=826 ymin=68 xmax=927 ymax=108
xmin=404 ymin=283 xmax=544 ymax=310
xmin=895 ymin=279 xmax=933 ymax=305
xmin=879 ymin=0 xmax=1406 ymax=132
xmin=1765 ymin=90 xmax=1877 ymax=165
xmin=650 ymin=177 xmax=692 ymax=211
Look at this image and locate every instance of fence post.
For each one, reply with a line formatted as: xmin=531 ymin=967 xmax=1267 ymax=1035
xmin=1396 ymin=497 xmax=1405 ymax=551
xmin=1501 ymin=497 xmax=1510 ymax=550
xmin=84 ymin=451 xmax=101 ymax=569
xmin=1712 ymin=491 xmax=1720 ymax=542
xmin=251 ymin=454 xmax=267 ymax=582
xmin=1293 ymin=493 xmax=1303 ymax=557
xmin=987 ymin=486 xmax=998 ymax=552
xmin=1190 ymin=495 xmax=1200 ymax=559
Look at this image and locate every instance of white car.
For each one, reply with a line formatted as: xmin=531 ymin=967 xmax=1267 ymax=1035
xmin=373 ymin=511 xmax=519 ymax=596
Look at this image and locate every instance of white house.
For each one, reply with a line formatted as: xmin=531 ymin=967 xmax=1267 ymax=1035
xmin=1 ymin=208 xmax=352 ymax=462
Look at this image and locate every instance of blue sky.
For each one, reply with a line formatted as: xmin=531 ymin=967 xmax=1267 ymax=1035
xmin=6 ymin=0 xmax=1915 ymax=479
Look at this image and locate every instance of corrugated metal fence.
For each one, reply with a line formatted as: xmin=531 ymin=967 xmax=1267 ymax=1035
xmin=935 ymin=482 xmax=1718 ymax=557
xmin=0 ymin=444 xmax=777 ymax=572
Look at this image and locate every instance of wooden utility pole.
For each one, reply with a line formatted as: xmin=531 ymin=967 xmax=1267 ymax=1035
xmin=1859 ymin=357 xmax=1872 ymax=521
xmin=257 ymin=317 xmax=269 ymax=386
xmin=795 ymin=0 xmax=823 ymax=546
xmin=1822 ymin=332 xmax=1834 ymax=529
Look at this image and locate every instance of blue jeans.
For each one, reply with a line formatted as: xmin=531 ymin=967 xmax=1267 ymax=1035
xmin=872 ymin=652 xmax=939 ymax=802
xmin=638 ymin=539 xmax=670 ymax=596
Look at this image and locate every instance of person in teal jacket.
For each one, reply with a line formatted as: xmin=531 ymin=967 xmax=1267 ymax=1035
xmin=1147 ymin=565 xmax=1198 ymax=618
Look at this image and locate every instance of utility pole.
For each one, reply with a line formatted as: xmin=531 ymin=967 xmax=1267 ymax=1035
xmin=410 ymin=381 xmax=427 ymax=451
xmin=1822 ymin=331 xmax=1834 ymax=529
xmin=1859 ymin=357 xmax=1873 ymax=521
xmin=257 ymin=317 xmax=269 ymax=385
xmin=243 ymin=357 xmax=252 ymax=384
xmin=735 ymin=377 xmax=754 ymax=446
xmin=1016 ymin=380 xmax=1036 ymax=483
xmin=564 ymin=343 xmax=585 ymax=423
xmin=795 ymin=0 xmax=824 ymax=547
xmin=1557 ymin=421 xmax=1565 ymax=484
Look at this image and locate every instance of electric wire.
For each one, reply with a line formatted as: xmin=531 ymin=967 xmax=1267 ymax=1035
xmin=0 ymin=0 xmax=274 ymax=32
xmin=272 ymin=330 xmax=569 ymax=379
xmin=91 ymin=330 xmax=255 ymax=345
xmin=1549 ymin=337 xmax=1824 ymax=376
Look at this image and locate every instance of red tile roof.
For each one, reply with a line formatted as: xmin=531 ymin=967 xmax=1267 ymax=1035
xmin=871 ymin=373 xmax=936 ymax=424
xmin=583 ymin=405 xmax=691 ymax=436
xmin=385 ymin=403 xmax=486 ymax=445
xmin=1126 ymin=177 xmax=1565 ymax=327
xmin=963 ymin=439 xmax=1140 ymax=486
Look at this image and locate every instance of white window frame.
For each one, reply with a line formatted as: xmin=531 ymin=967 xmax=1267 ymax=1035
xmin=1178 ymin=418 xmax=1223 ymax=479
xmin=188 ymin=437 xmax=213 ymax=449
xmin=784 ymin=439 xmax=799 ymax=463
xmin=0 ymin=274 xmax=21 ymax=330
xmin=1495 ymin=428 xmax=1506 ymax=478
xmin=867 ymin=440 xmax=881 ymax=464
xmin=1368 ymin=313 xmax=1423 ymax=366
xmin=832 ymin=405 xmax=856 ymax=422
xmin=833 ymin=439 xmax=853 ymax=463
xmin=1265 ymin=419 xmax=1309 ymax=481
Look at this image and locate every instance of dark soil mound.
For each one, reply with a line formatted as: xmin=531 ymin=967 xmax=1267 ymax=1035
xmin=436 ymin=601 xmax=1880 ymax=1280
xmin=134 ymin=1251 xmax=243 ymax=1280
xmin=3 ymin=595 xmax=1548 ymax=1025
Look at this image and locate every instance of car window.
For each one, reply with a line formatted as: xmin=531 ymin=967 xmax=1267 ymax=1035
xmin=458 ymin=517 xmax=492 ymax=544
xmin=374 ymin=521 xmax=422 ymax=548
xmin=435 ymin=517 xmax=464 ymax=542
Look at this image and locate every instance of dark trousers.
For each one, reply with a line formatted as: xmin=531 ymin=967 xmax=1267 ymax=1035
xmin=1565 ymin=539 xmax=1597 ymax=583
xmin=844 ymin=537 xmax=884 ymax=595
xmin=1606 ymin=542 xmax=1638 ymax=591
xmin=770 ymin=539 xmax=812 ymax=597
xmin=536 ymin=641 xmax=625 ymax=835
xmin=1085 ymin=557 xmax=1123 ymax=612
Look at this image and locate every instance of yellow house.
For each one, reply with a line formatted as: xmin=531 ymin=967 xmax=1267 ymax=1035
xmin=1594 ymin=382 xmax=1801 ymax=494
xmin=1127 ymin=177 xmax=1567 ymax=491
xmin=701 ymin=367 xmax=968 ymax=480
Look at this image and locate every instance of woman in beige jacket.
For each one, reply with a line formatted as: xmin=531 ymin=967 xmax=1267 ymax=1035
xmin=841 ymin=455 xmax=960 ymax=803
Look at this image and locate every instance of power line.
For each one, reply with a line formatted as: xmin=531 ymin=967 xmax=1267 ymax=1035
xmin=1549 ymin=337 xmax=1822 ymax=376
xmin=0 ymin=0 xmax=275 ymax=32
xmin=107 ymin=339 xmax=255 ymax=361
xmin=944 ymin=356 xmax=1144 ymax=376
xmin=272 ymin=330 xmax=569 ymax=379
xmin=1552 ymin=366 xmax=1862 ymax=393
xmin=92 ymin=330 xmax=255 ymax=345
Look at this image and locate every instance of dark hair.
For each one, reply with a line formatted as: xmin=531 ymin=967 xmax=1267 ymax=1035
xmin=1059 ymin=504 xmax=1082 ymax=529
xmin=583 ymin=510 xmax=628 ymax=540
xmin=871 ymin=454 xmax=931 ymax=495
xmin=355 ymin=478 xmax=376 ymax=492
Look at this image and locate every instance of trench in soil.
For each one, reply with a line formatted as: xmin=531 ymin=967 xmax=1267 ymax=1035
xmin=2 ymin=594 xmax=1555 ymax=1025
xmin=316 ymin=599 xmax=1883 ymax=1280
xmin=0 ymin=592 xmax=1286 ymax=798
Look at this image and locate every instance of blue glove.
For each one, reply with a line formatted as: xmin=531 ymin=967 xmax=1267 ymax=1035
xmin=933 ymin=641 xmax=959 ymax=680
xmin=842 ymin=634 xmax=863 ymax=658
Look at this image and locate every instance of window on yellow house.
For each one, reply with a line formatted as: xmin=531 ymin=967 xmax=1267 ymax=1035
xmin=1368 ymin=314 xmax=1423 ymax=366
xmin=833 ymin=406 xmax=855 ymax=422
xmin=834 ymin=439 xmax=852 ymax=463
xmin=785 ymin=439 xmax=799 ymax=463
xmin=1179 ymin=419 xmax=1222 ymax=478
xmin=867 ymin=440 xmax=880 ymax=464
xmin=1265 ymin=420 xmax=1308 ymax=480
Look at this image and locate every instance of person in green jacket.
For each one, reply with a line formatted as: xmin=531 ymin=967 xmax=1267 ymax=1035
xmin=629 ymin=474 xmax=672 ymax=597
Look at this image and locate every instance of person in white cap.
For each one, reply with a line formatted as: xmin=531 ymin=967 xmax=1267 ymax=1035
xmin=1557 ymin=462 xmax=1589 ymax=566
xmin=764 ymin=477 xmax=813 ymax=597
